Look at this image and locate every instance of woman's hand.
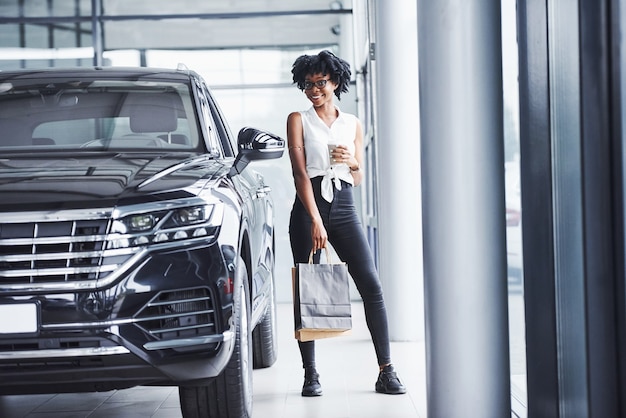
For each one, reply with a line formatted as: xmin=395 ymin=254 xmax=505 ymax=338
xmin=331 ymin=144 xmax=358 ymax=171
xmin=310 ymin=216 xmax=328 ymax=252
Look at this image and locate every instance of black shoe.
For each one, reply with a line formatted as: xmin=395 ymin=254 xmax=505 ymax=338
xmin=302 ymin=366 xmax=323 ymax=397
xmin=375 ymin=364 xmax=407 ymax=395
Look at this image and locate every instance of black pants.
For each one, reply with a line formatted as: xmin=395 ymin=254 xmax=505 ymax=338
xmin=289 ymin=176 xmax=391 ymax=368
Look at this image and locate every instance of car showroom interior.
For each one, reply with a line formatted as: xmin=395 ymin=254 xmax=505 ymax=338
xmin=1 ymin=1 xmax=626 ymax=417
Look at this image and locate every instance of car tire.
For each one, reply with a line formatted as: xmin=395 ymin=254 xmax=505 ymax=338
xmin=252 ymin=276 xmax=278 ymax=369
xmin=179 ymin=255 xmax=253 ymax=418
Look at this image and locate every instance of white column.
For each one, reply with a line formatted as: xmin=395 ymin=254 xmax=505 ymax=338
xmin=373 ymin=0 xmax=423 ymax=342
xmin=417 ymin=0 xmax=511 ymax=416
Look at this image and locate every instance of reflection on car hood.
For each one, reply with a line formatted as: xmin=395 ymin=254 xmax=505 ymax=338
xmin=0 ymin=153 xmax=230 ymax=211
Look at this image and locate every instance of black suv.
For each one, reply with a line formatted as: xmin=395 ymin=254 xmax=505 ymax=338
xmin=0 ymin=66 xmax=284 ymax=417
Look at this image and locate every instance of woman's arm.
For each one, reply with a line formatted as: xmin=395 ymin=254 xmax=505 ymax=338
xmin=350 ymin=119 xmax=365 ymax=186
xmin=287 ymin=112 xmax=328 ymax=252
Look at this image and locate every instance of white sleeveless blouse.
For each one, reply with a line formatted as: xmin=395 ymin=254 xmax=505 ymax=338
xmin=300 ymin=106 xmax=357 ymax=202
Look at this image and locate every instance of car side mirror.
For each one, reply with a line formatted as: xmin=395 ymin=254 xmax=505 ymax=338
xmin=229 ymin=127 xmax=285 ymax=176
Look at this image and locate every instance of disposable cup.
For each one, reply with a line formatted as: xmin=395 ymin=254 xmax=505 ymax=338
xmin=327 ymin=143 xmax=338 ymax=159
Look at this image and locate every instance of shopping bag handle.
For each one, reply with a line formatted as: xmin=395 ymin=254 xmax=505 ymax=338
xmin=308 ymin=247 xmax=333 ymax=264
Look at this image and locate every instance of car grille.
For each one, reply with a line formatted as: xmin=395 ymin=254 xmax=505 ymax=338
xmin=0 ymin=214 xmax=140 ymax=291
xmin=0 ymin=337 xmax=128 ymax=369
xmin=135 ymin=287 xmax=217 ymax=341
xmin=0 ymin=337 xmax=111 ymax=354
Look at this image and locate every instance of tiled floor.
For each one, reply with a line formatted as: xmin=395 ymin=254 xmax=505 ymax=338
xmin=0 ymin=302 xmax=427 ymax=418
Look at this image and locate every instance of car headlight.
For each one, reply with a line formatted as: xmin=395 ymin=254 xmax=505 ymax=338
xmin=107 ymin=203 xmax=223 ymax=249
xmin=172 ymin=206 xmax=206 ymax=225
xmin=128 ymin=214 xmax=156 ymax=231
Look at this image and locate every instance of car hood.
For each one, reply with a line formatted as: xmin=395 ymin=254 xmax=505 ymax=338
xmin=0 ymin=153 xmax=230 ymax=211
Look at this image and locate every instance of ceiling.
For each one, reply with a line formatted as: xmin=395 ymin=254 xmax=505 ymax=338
xmin=0 ymin=0 xmax=355 ymax=51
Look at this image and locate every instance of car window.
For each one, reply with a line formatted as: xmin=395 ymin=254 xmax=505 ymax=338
xmin=0 ymin=80 xmax=203 ymax=152
xmin=193 ymin=79 xmax=224 ymax=157
xmin=201 ymin=81 xmax=235 ymax=158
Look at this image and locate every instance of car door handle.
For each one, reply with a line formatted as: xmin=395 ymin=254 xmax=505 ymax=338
xmin=255 ymin=186 xmax=271 ymax=198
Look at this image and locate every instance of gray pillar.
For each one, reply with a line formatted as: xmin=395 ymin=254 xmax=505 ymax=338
xmin=416 ymin=1 xmax=511 ymax=416
xmin=374 ymin=0 xmax=423 ymax=341
xmin=91 ymin=0 xmax=103 ymax=66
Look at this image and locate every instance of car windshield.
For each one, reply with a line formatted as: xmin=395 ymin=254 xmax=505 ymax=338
xmin=0 ymin=79 xmax=202 ymax=152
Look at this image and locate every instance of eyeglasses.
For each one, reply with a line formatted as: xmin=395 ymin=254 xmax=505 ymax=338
xmin=303 ymin=79 xmax=330 ymax=90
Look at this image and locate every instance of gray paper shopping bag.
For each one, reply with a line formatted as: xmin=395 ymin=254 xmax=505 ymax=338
xmin=292 ymin=249 xmax=352 ymax=342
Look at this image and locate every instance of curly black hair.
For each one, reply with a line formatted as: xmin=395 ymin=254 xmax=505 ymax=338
xmin=291 ymin=50 xmax=351 ymax=100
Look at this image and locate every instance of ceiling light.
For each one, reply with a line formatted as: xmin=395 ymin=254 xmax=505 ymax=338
xmin=329 ymin=1 xmax=343 ymax=10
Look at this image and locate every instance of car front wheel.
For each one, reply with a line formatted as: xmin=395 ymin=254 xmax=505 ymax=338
xmin=252 ymin=275 xmax=278 ymax=369
xmin=179 ymin=255 xmax=253 ymax=418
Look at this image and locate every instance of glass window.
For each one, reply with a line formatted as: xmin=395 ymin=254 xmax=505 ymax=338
xmin=102 ymin=0 xmax=351 ymax=15
xmin=19 ymin=0 xmax=92 ymax=17
xmin=502 ymin=0 xmax=526 ymax=412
